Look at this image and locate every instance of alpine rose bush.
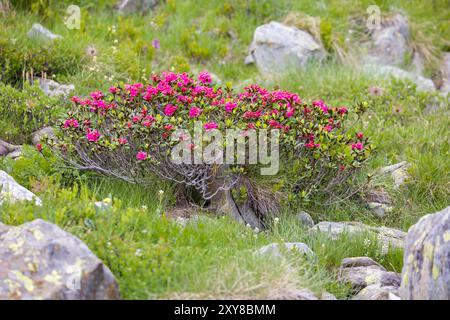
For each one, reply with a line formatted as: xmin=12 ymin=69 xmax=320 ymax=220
xmin=54 ymin=71 xmax=372 ymax=219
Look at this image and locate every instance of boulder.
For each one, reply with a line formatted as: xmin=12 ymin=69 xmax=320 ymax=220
xmin=36 ymin=78 xmax=74 ymax=98
xmin=257 ymin=242 xmax=314 ymax=258
xmin=296 ymin=211 xmax=315 ymax=228
xmin=245 ymin=21 xmax=325 ymax=76
xmin=310 ymin=221 xmax=406 ymax=250
xmin=27 ymin=23 xmax=62 ymax=41
xmin=399 ymin=206 xmax=450 ymax=300
xmin=0 ymin=139 xmax=21 ymax=158
xmin=353 ymin=284 xmax=400 ymax=300
xmin=368 ymin=202 xmax=393 ymax=218
xmin=0 ymin=219 xmax=120 ymax=300
xmin=31 ymin=127 xmax=56 ymax=146
xmin=440 ymin=52 xmax=450 ymax=94
xmin=366 ymin=65 xmax=436 ymax=92
xmin=378 ymin=161 xmax=411 ymax=188
xmin=116 ymin=0 xmax=158 ymax=14
xmin=0 ymin=170 xmax=42 ymax=206
xmin=338 ymin=257 xmax=401 ymax=290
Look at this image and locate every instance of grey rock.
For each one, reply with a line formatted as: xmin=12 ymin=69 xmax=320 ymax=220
xmin=6 ymin=149 xmax=22 ymax=160
xmin=378 ymin=161 xmax=411 ymax=188
xmin=32 ymin=127 xmax=56 ymax=146
xmin=367 ymin=26 xmax=407 ymax=66
xmin=368 ymin=202 xmax=393 ymax=218
xmin=366 ymin=188 xmax=392 ymax=205
xmin=440 ymin=52 xmax=450 ymax=94
xmin=27 ymin=23 xmax=62 ymax=41
xmin=366 ymin=65 xmax=436 ymax=92
xmin=341 ymin=257 xmax=384 ymax=269
xmin=116 ymin=0 xmax=158 ymax=14
xmin=339 ymin=258 xmax=401 ymax=290
xmin=353 ymin=284 xmax=400 ymax=300
xmin=296 ymin=211 xmax=315 ymax=227
xmin=246 ymin=21 xmax=325 ymax=76
xmin=320 ymin=291 xmax=337 ymax=300
xmin=399 ymin=206 xmax=450 ymax=300
xmin=0 ymin=219 xmax=120 ymax=300
xmin=257 ymin=242 xmax=314 ymax=258
xmin=310 ymin=221 xmax=406 ymax=250
xmin=37 ymin=78 xmax=74 ymax=98
xmin=0 ymin=139 xmax=21 ymax=157
xmin=0 ymin=170 xmax=42 ymax=206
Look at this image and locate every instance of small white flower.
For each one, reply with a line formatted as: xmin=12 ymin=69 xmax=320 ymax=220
xmin=113 ymin=39 xmax=118 ymax=44
xmin=158 ymin=190 xmax=164 ymax=195
xmin=254 ymin=227 xmax=260 ymax=233
xmin=274 ymin=217 xmax=280 ymax=224
xmin=363 ymin=238 xmax=372 ymax=247
xmin=135 ymin=249 xmax=142 ymax=257
xmin=246 ymin=223 xmax=251 ymax=228
xmin=142 ymin=229 xmax=148 ymax=234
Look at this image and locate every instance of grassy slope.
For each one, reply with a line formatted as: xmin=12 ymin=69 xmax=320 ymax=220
xmin=0 ymin=0 xmax=449 ymax=299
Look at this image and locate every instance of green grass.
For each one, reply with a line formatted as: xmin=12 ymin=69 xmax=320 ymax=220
xmin=0 ymin=0 xmax=449 ymax=299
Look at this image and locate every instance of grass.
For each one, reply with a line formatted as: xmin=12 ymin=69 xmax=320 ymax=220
xmin=0 ymin=0 xmax=449 ymax=299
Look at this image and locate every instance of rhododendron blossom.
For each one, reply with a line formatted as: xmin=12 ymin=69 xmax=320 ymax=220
xmin=189 ymin=107 xmax=202 ymax=118
xmin=136 ymin=151 xmax=147 ymax=161
xmin=164 ymin=104 xmax=178 ymax=116
xmin=204 ymin=122 xmax=218 ymax=131
xmin=86 ymin=129 xmax=100 ymax=142
xmin=198 ymin=71 xmax=212 ymax=85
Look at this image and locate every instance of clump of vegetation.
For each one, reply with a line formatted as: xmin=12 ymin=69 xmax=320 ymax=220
xmin=0 ymin=82 xmax=63 ymax=143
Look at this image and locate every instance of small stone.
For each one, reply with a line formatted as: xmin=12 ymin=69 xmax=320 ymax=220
xmin=320 ymin=291 xmax=337 ymax=300
xmin=257 ymin=242 xmax=314 ymax=258
xmin=353 ymin=284 xmax=400 ymax=300
xmin=37 ymin=78 xmax=74 ymax=98
xmin=368 ymin=202 xmax=393 ymax=218
xmin=32 ymin=127 xmax=56 ymax=146
xmin=27 ymin=23 xmax=62 ymax=41
xmin=341 ymin=257 xmax=384 ymax=269
xmin=296 ymin=211 xmax=315 ymax=227
xmin=378 ymin=161 xmax=411 ymax=188
xmin=0 ymin=170 xmax=42 ymax=206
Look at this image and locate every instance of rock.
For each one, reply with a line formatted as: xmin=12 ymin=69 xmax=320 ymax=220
xmin=246 ymin=21 xmax=325 ymax=76
xmin=267 ymin=288 xmax=318 ymax=300
xmin=27 ymin=23 xmax=62 ymax=41
xmin=296 ymin=211 xmax=315 ymax=227
xmin=0 ymin=219 xmax=120 ymax=300
xmin=366 ymin=65 xmax=436 ymax=92
xmin=6 ymin=149 xmax=22 ymax=160
xmin=31 ymin=127 xmax=56 ymax=146
xmin=341 ymin=256 xmax=384 ymax=269
xmin=338 ymin=257 xmax=401 ymax=290
xmin=366 ymin=188 xmax=392 ymax=205
xmin=0 ymin=139 xmax=21 ymax=157
xmin=116 ymin=0 xmax=158 ymax=14
xmin=353 ymin=284 xmax=400 ymax=300
xmin=440 ymin=52 xmax=450 ymax=94
xmin=320 ymin=291 xmax=337 ymax=300
xmin=36 ymin=78 xmax=74 ymax=98
xmin=310 ymin=221 xmax=406 ymax=250
xmin=0 ymin=170 xmax=42 ymax=206
xmin=366 ymin=27 xmax=407 ymax=66
xmin=257 ymin=242 xmax=314 ymax=258
xmin=368 ymin=202 xmax=393 ymax=218
xmin=399 ymin=206 xmax=450 ymax=300
xmin=378 ymin=161 xmax=411 ymax=188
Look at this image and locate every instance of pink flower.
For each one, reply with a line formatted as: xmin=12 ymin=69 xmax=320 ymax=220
xmin=357 ymin=132 xmax=364 ymax=139
xmin=118 ymin=137 xmax=128 ymax=145
xmin=86 ymin=129 xmax=100 ymax=142
xmin=224 ymin=101 xmax=237 ymax=113
xmin=152 ymin=39 xmax=160 ymax=50
xmin=198 ymin=71 xmax=212 ymax=85
xmin=142 ymin=120 xmax=153 ymax=127
xmin=338 ymin=107 xmax=348 ymax=115
xmin=90 ymin=91 xmax=103 ymax=100
xmin=189 ymin=107 xmax=202 ymax=118
xmin=324 ymin=125 xmax=333 ymax=132
xmin=313 ymin=100 xmax=328 ymax=113
xmin=36 ymin=143 xmax=43 ymax=152
xmin=351 ymin=142 xmax=363 ymax=151
xmin=71 ymin=96 xmax=82 ymax=104
xmin=285 ymin=107 xmax=295 ymax=118
xmin=164 ymin=104 xmax=178 ymax=116
xmin=136 ymin=151 xmax=147 ymax=161
xmin=204 ymin=122 xmax=218 ymax=131
xmin=64 ymin=118 xmax=79 ymax=128
xmin=109 ymin=87 xmax=118 ymax=94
